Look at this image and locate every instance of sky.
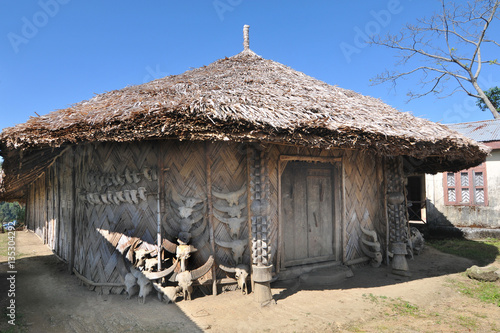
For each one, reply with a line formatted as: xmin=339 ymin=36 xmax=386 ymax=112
xmin=1 ymin=0 xmax=500 ymax=132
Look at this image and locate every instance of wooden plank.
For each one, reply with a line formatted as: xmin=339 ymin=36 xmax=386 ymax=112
xmin=306 ymin=172 xmax=333 ymax=258
xmin=279 ymin=155 xmax=341 ymax=163
xmin=283 ymin=163 xmax=308 ymax=265
xmin=69 ymin=147 xmax=77 ymax=271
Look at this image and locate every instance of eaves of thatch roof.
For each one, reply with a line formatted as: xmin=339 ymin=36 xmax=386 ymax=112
xmin=0 ymin=43 xmax=490 ymax=201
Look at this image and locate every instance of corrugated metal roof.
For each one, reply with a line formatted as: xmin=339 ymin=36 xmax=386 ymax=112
xmin=447 ymin=119 xmax=500 ymax=142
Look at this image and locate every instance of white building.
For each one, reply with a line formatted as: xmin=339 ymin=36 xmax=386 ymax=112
xmin=426 ymin=119 xmax=500 ymax=232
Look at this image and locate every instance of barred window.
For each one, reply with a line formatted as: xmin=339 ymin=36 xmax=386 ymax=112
xmin=443 ymin=163 xmax=487 ymax=206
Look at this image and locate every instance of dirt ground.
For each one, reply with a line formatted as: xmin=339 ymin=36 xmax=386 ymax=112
xmin=1 ymin=230 xmax=499 ymax=333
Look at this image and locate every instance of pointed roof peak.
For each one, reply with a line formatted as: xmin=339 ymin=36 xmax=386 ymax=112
xmin=243 ymin=25 xmax=250 ymax=51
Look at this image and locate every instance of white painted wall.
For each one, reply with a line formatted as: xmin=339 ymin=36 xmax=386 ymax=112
xmin=426 ymin=149 xmax=500 ymax=229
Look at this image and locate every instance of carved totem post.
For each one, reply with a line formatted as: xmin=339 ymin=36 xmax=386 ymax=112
xmin=386 ymin=157 xmax=410 ymax=276
xmin=249 ymin=146 xmax=274 ymax=304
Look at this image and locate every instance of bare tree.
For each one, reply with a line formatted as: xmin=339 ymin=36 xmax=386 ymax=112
xmin=371 ymin=0 xmax=500 ymax=119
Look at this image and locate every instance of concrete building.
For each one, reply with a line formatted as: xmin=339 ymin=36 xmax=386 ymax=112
xmin=426 ymin=119 xmax=500 ymax=233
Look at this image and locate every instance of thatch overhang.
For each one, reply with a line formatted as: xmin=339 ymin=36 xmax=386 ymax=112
xmin=0 ymin=49 xmax=490 ymax=201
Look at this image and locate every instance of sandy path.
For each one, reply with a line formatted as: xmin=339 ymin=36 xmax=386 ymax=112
xmin=1 ymin=230 xmax=499 ymax=332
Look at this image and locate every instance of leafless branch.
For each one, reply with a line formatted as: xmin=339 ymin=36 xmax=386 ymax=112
xmin=369 ymin=0 xmax=500 ymax=119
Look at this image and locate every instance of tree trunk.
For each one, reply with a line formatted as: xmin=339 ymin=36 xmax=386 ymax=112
xmin=472 ymin=80 xmax=500 ymax=119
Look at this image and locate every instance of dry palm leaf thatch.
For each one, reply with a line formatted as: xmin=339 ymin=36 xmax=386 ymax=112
xmin=0 ymin=44 xmax=490 ymax=200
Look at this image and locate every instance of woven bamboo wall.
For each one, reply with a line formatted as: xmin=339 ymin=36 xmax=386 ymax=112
xmin=161 ymin=141 xmax=213 ymax=283
xmin=24 ymin=140 xmax=388 ymax=294
xmin=74 ymin=142 xmax=159 ymax=293
xmin=343 ymin=150 xmax=385 ymax=262
xmin=210 ymin=142 xmax=249 ymax=275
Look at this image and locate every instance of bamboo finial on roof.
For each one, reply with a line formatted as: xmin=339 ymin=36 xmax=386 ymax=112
xmin=243 ymin=25 xmax=250 ymax=51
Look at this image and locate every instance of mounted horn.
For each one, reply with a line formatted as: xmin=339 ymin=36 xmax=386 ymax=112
xmin=130 ymin=190 xmax=139 ymax=204
xmin=213 ymin=211 xmax=246 ymax=238
xmin=143 ymin=167 xmax=152 ymax=181
xmin=219 ymin=263 xmax=249 ymax=295
xmin=213 ymin=201 xmax=246 ymax=218
xmin=124 ymin=190 xmax=133 ymax=204
xmin=190 ymin=255 xmax=214 ymax=281
xmin=125 ymin=168 xmax=133 ymax=184
xmin=138 ymin=187 xmax=147 ymax=201
xmin=212 ymin=183 xmax=247 ymax=206
xmin=132 ymin=172 xmax=141 ymax=183
xmin=171 ymin=187 xmax=204 ymax=208
xmin=112 ymin=192 xmax=121 ymax=205
xmin=179 ymin=211 xmax=204 ymax=232
xmin=143 ymin=259 xmax=180 ymax=280
xmin=161 ymin=238 xmax=178 ymax=254
xmin=215 ymin=239 xmax=247 ymax=265
xmin=116 ymin=191 xmax=126 ymax=202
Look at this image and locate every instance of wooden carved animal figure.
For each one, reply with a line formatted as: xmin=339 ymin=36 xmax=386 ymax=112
xmin=213 ymin=201 xmax=246 ymax=218
xmin=408 ymin=227 xmax=425 ymax=257
xmin=152 ymin=282 xmax=181 ymax=304
xmin=124 ymin=272 xmax=138 ymax=299
xmin=219 ymin=264 xmax=249 ymax=295
xmin=213 ymin=211 xmax=246 ymax=238
xmin=215 ymin=239 xmax=247 ymax=265
xmin=212 ymin=183 xmax=246 ymax=206
xmin=172 ymin=255 xmax=214 ymax=301
xmin=359 ymin=225 xmax=382 ymax=268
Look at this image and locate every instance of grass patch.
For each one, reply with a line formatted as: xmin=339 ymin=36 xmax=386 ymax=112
xmin=449 ymin=278 xmax=500 ymax=307
xmin=427 ymin=238 xmax=500 ymax=265
xmin=0 ymin=232 xmax=26 ymax=260
xmin=390 ymin=298 xmax=420 ymax=316
xmin=457 ymin=315 xmax=478 ymax=330
xmin=0 ymin=231 xmax=13 ymax=258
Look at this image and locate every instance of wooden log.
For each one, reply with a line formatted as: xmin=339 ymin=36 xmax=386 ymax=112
xmin=254 ymin=282 xmax=273 ymax=304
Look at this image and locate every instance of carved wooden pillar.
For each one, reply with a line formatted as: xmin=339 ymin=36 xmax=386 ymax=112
xmin=386 ymin=156 xmax=410 ymax=276
xmin=249 ymin=145 xmax=273 ymax=304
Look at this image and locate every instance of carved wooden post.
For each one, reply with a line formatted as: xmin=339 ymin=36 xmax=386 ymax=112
xmin=249 ymin=145 xmax=273 ymax=304
xmin=386 ymin=157 xmax=410 ymax=276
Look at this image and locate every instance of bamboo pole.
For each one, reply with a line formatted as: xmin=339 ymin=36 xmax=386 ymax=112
xmin=205 ymin=142 xmax=217 ymax=296
xmin=157 ymin=142 xmax=164 ymax=271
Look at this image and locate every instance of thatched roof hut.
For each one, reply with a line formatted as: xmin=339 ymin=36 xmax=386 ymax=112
xmin=0 ymin=43 xmax=489 ymax=200
xmin=0 ymin=26 xmax=489 ymax=302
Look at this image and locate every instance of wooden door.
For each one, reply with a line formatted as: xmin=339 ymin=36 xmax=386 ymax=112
xmin=282 ymin=162 xmax=336 ymax=267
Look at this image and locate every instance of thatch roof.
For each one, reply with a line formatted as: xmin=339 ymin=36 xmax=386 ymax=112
xmin=0 ymin=40 xmax=490 ymax=200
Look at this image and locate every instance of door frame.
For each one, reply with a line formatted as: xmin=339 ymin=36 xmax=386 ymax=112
xmin=277 ymin=155 xmax=344 ymax=274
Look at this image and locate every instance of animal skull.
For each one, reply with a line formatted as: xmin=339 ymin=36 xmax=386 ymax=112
xmin=219 ymin=264 xmax=249 ymax=295
xmin=212 ymin=183 xmax=247 ymax=206
xmin=213 ymin=211 xmax=246 ymax=238
xmin=215 ymin=239 xmax=247 ymax=265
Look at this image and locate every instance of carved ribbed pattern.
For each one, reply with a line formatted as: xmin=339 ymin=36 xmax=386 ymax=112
xmin=266 ymin=145 xmax=280 ymax=268
xmin=249 ymin=146 xmax=268 ymax=265
xmin=386 ymin=157 xmax=408 ymax=244
xmin=343 ymin=150 xmax=384 ymax=261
